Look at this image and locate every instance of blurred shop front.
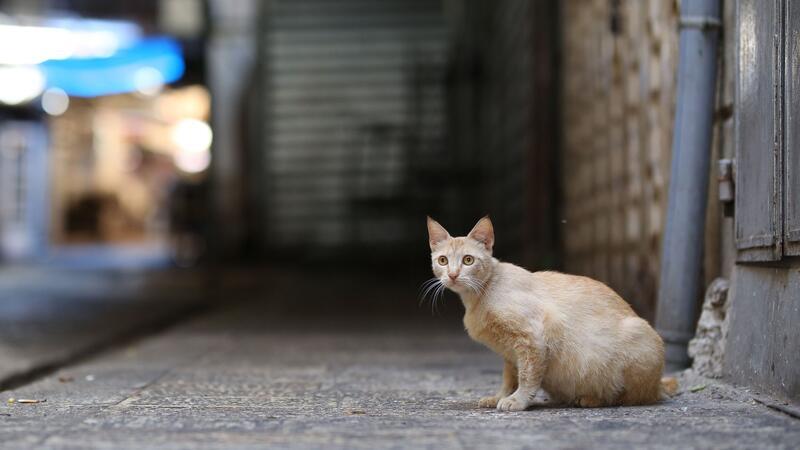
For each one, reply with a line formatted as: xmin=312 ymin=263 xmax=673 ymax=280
xmin=0 ymin=0 xmax=210 ymax=267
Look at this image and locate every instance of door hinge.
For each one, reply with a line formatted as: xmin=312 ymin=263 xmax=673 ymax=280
xmin=718 ymin=158 xmax=734 ymax=217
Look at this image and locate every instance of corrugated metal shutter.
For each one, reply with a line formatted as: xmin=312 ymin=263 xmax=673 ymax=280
xmin=261 ymin=0 xmax=447 ymax=253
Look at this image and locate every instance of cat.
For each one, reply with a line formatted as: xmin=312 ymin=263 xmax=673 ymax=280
xmin=426 ymin=216 xmax=675 ymax=411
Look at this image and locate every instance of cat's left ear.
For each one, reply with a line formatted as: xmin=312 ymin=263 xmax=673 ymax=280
xmin=468 ymin=216 xmax=494 ymax=252
xmin=427 ymin=216 xmax=451 ymax=250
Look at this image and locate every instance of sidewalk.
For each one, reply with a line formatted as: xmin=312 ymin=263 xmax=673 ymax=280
xmin=1 ymin=274 xmax=798 ymax=449
xmin=0 ymin=265 xmax=213 ymax=390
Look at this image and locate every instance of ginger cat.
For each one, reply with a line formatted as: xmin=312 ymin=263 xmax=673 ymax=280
xmin=427 ymin=216 xmax=672 ymax=411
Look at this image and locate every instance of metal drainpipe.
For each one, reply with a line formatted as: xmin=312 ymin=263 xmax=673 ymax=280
xmin=655 ymin=0 xmax=721 ymax=369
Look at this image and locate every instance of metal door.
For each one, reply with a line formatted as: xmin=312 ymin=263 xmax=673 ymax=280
xmin=784 ymin=0 xmax=800 ymax=256
xmin=735 ymin=0 xmax=783 ymax=261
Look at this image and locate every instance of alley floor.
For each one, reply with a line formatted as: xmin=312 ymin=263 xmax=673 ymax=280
xmin=1 ymin=270 xmax=799 ymax=449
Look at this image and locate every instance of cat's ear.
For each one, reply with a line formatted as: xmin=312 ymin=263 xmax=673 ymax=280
xmin=468 ymin=216 xmax=494 ymax=252
xmin=427 ymin=216 xmax=451 ymax=250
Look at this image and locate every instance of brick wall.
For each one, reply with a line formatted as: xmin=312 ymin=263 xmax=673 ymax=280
xmin=560 ymin=0 xmax=680 ymax=320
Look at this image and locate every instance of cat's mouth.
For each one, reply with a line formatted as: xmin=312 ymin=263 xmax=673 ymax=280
xmin=444 ymin=278 xmax=461 ymax=289
xmin=444 ymin=277 xmax=483 ymax=295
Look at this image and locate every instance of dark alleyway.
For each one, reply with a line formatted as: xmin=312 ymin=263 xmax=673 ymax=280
xmin=2 ymin=1 xmax=800 ymax=447
xmin=1 ymin=269 xmax=799 ymax=449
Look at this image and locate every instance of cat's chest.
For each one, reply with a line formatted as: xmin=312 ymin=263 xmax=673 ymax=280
xmin=462 ymin=309 xmax=484 ymax=340
xmin=463 ymin=306 xmax=512 ymax=357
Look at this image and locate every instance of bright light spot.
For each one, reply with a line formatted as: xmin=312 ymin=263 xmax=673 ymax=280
xmin=0 ymin=25 xmax=75 ymax=65
xmin=134 ymin=67 xmax=165 ymax=97
xmin=171 ymin=119 xmax=213 ymax=173
xmin=41 ymin=88 xmax=70 ymax=115
xmin=171 ymin=119 xmax=212 ymax=153
xmin=73 ymin=30 xmax=119 ymax=58
xmin=0 ymin=19 xmax=138 ymax=65
xmin=174 ymin=146 xmax=211 ymax=173
xmin=0 ymin=66 xmax=45 ymax=105
xmin=0 ymin=23 xmax=136 ymax=65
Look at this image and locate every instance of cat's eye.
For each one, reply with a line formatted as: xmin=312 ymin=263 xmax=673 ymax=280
xmin=463 ymin=255 xmax=475 ymax=265
xmin=437 ymin=256 xmax=448 ymax=265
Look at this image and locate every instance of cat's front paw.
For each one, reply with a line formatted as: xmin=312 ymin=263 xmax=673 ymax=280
xmin=478 ymin=395 xmax=501 ymax=408
xmin=496 ymin=393 xmax=531 ymax=412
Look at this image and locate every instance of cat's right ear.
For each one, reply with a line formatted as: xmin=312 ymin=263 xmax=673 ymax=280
xmin=467 ymin=215 xmax=494 ymax=252
xmin=426 ymin=216 xmax=450 ymax=250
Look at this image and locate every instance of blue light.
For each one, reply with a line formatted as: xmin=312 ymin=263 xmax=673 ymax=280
xmin=39 ymin=37 xmax=185 ymax=98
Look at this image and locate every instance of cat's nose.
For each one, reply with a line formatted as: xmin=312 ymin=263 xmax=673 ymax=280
xmin=448 ymin=272 xmax=459 ymax=281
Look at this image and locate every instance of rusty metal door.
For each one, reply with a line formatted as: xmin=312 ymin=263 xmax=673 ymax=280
xmin=735 ymin=0 xmax=783 ymax=261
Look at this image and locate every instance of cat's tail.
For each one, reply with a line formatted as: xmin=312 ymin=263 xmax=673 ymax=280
xmin=660 ymin=376 xmax=679 ymax=398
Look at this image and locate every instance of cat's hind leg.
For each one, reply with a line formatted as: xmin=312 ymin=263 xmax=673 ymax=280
xmin=576 ymin=395 xmax=604 ymax=408
xmin=617 ymin=317 xmax=664 ymax=406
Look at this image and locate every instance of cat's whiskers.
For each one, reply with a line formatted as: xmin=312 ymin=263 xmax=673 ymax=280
xmin=433 ymin=283 xmax=446 ymax=315
xmin=422 ymin=276 xmax=485 ymax=313
xmin=427 ymin=282 xmax=441 ymax=315
xmin=419 ymin=277 xmax=439 ymax=292
xmin=419 ymin=277 xmax=441 ymax=306
xmin=419 ymin=277 xmax=447 ymax=315
xmin=461 ymin=277 xmax=487 ymax=297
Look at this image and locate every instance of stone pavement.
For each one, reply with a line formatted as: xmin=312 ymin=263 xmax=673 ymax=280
xmin=0 ymin=264 xmax=220 ymax=391
xmin=1 ymin=270 xmax=799 ymax=449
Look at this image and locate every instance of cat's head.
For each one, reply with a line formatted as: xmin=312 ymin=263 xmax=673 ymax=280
xmin=426 ymin=216 xmax=495 ymax=294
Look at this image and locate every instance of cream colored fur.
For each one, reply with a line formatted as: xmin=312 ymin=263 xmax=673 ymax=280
xmin=427 ymin=216 xmax=669 ymax=411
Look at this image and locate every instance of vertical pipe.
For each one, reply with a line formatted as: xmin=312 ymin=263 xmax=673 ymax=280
xmin=655 ymin=0 xmax=721 ymax=368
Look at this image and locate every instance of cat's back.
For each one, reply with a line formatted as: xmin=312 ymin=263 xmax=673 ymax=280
xmin=490 ymin=264 xmax=635 ymax=318
xmin=529 ymin=270 xmax=636 ymax=318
